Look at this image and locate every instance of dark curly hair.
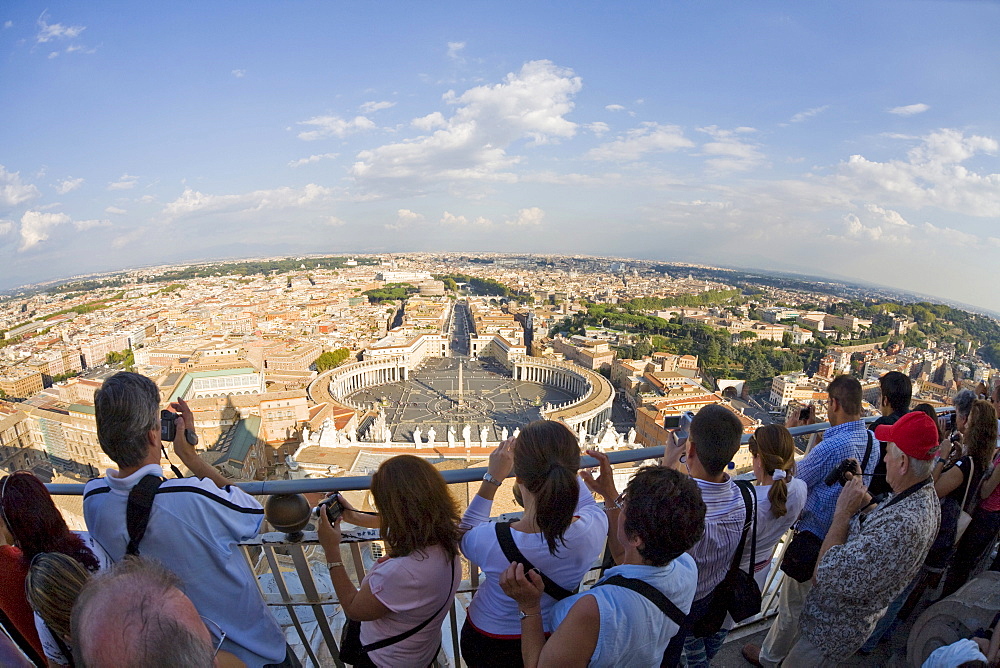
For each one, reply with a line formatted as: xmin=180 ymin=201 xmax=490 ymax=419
xmin=1 ymin=471 xmax=100 ymax=572
xmin=623 ymin=467 xmax=705 ymax=567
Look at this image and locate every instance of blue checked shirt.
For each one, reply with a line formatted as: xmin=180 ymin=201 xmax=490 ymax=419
xmin=795 ymin=420 xmax=877 ymax=539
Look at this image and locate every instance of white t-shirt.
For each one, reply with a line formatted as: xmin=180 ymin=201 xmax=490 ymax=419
xmin=32 ymin=532 xmax=110 ymax=666
xmin=460 ymin=479 xmax=608 ymax=635
xmin=743 ymin=476 xmax=808 ymax=589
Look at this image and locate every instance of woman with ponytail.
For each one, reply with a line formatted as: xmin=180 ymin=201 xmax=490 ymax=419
xmin=459 ymin=421 xmax=607 ymax=667
xmin=745 ymin=425 xmax=807 ymax=590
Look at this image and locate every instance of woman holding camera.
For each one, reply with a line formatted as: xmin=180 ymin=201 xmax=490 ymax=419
xmin=459 ymin=420 xmax=608 ymax=667
xmin=317 ymin=455 xmax=462 ymax=668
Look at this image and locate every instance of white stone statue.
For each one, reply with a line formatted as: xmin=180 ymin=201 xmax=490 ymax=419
xmin=426 ymin=427 xmax=437 ymax=447
xmin=301 ymin=426 xmax=311 ymax=443
xmin=480 ymin=427 xmax=489 ymax=448
xmin=447 ymin=426 xmax=457 ymax=447
xmin=627 ymin=427 xmax=637 ymax=445
xmin=346 ymin=429 xmax=356 ymax=443
xmin=462 ymin=424 xmax=472 ymax=447
xmin=413 ymin=427 xmax=422 ymax=445
xmin=513 ymin=427 xmax=521 ymax=440
xmin=383 ymin=427 xmax=392 ymax=444
xmin=501 ymin=427 xmax=509 ymax=442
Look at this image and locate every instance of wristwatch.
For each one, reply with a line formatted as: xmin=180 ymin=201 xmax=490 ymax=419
xmin=518 ymin=610 xmax=540 ymax=620
xmin=483 ymin=472 xmax=502 ymax=487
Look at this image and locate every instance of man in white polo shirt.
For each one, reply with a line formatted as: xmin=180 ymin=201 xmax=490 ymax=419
xmin=84 ymin=372 xmax=292 ymax=667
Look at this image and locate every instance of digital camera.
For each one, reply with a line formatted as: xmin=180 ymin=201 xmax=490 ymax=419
xmin=160 ymin=410 xmax=180 ymax=442
xmin=824 ymin=458 xmax=861 ymax=487
xmin=313 ymin=495 xmax=344 ymax=523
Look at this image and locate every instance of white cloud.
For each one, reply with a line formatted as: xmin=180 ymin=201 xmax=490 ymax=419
xmin=54 ymin=177 xmax=84 ymax=194
xmin=350 ymin=60 xmax=581 ymax=189
xmin=505 ymin=207 xmax=545 ymax=226
xmin=73 ymin=219 xmax=111 ymax=231
xmin=360 ymin=100 xmax=395 ymax=114
xmin=843 ymin=205 xmax=913 ymax=243
xmin=35 ymin=11 xmax=85 ymax=43
xmin=385 ymin=208 xmax=425 ymax=230
xmin=297 ymin=115 xmax=376 ymax=140
xmin=105 ymin=206 xmax=127 ymax=215
xmin=3 ymin=21 xmax=12 ymax=29
xmin=1 ymin=166 xmax=41 ymax=207
xmin=18 ymin=211 xmax=70 ymax=250
xmin=790 ymin=105 xmax=829 ymax=123
xmin=888 ymin=103 xmax=929 ymax=116
xmin=48 ymin=51 xmax=58 ymax=59
xmin=587 ymin=122 xmax=693 ymax=161
xmin=447 ymin=41 xmax=465 ymax=60
xmin=697 ymin=125 xmax=765 ymax=172
xmin=920 ymin=221 xmax=980 ymax=246
xmin=65 ymin=44 xmax=96 ymax=55
xmin=288 ymin=152 xmax=338 ymax=168
xmin=585 ymin=122 xmax=609 ymax=136
xmin=440 ymin=211 xmax=492 ymax=226
xmin=108 ymin=174 xmax=139 ymax=190
xmin=0 ymin=219 xmax=13 ymax=235
xmin=162 ymin=184 xmax=333 ymax=220
xmin=836 ymin=129 xmax=1000 ymax=217
xmin=605 ymin=104 xmax=625 ymax=112
xmin=231 ymin=69 xmax=246 ymax=78
xmin=323 ymin=216 xmax=345 ymax=227
xmin=412 ymin=112 xmax=447 ymax=131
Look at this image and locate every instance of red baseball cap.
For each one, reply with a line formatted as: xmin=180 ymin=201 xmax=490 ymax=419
xmin=874 ymin=411 xmax=939 ymax=460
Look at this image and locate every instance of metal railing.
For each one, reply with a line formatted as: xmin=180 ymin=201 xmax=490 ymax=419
xmin=43 ymin=413 xmax=955 ymax=666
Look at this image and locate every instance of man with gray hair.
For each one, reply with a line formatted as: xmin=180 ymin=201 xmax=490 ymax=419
xmin=83 ymin=372 xmax=291 ymax=667
xmin=72 ymin=557 xmax=218 ymax=667
xmin=784 ymin=410 xmax=941 ymax=664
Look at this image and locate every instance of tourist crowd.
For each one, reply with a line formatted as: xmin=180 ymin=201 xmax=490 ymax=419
xmin=1 ymin=370 xmax=999 ymax=667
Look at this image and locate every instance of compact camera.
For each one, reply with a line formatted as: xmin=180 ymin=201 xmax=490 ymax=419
xmin=799 ymin=406 xmax=811 ymax=421
xmin=313 ymin=495 xmax=344 ymax=523
xmin=663 ymin=411 xmax=695 ymax=442
xmin=824 ymin=458 xmax=861 ymax=487
xmin=160 ymin=410 xmax=180 ymax=442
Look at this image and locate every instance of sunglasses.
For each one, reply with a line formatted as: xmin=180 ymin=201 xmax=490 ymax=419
xmin=199 ymin=615 xmax=227 ymax=657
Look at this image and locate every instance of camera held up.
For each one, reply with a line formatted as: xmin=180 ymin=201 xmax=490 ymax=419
xmin=824 ymin=458 xmax=862 ymax=487
xmin=313 ymin=495 xmax=344 ymax=524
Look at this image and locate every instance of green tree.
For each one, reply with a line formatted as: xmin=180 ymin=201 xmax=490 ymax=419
xmin=314 ymin=348 xmax=351 ymax=371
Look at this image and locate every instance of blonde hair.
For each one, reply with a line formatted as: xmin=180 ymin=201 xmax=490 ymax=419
xmin=26 ymin=552 xmax=92 ymax=642
xmin=749 ymin=425 xmax=796 ymax=518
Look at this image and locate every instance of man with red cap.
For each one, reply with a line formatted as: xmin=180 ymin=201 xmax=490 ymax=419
xmin=781 ymin=411 xmax=942 ymax=665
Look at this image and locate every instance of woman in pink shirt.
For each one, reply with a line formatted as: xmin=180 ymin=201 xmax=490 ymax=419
xmin=318 ymin=455 xmax=462 ymax=668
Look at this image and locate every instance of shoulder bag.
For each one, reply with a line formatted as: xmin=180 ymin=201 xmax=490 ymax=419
xmin=691 ymin=480 xmax=761 ymax=638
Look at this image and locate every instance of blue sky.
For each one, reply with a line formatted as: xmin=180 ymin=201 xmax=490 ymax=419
xmin=1 ymin=1 xmax=999 ymax=310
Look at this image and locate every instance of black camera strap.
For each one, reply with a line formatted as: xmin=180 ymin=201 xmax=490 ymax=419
xmin=495 ymin=521 xmax=579 ymax=600
xmin=126 ymin=474 xmax=165 ymax=556
xmin=861 ymin=431 xmax=873 ymax=472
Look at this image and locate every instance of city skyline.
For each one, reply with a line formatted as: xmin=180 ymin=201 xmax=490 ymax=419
xmin=2 ymin=2 xmax=999 ymax=311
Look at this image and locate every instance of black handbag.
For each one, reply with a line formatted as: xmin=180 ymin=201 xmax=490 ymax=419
xmin=691 ymin=481 xmax=761 ymax=638
xmin=339 ymin=556 xmax=455 ymax=666
xmin=779 ymin=529 xmax=822 ymax=583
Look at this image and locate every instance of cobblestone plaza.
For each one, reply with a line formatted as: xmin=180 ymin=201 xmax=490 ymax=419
xmin=346 ymin=355 xmax=577 ymax=443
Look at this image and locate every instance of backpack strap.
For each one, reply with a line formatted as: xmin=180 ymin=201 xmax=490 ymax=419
xmin=360 ymin=556 xmax=456 ymax=652
xmin=125 ymin=474 xmax=165 ymax=556
xmin=595 ymin=574 xmax=686 ymax=628
xmin=494 ymin=521 xmax=578 ymax=601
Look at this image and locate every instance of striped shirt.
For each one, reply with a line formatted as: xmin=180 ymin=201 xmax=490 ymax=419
xmin=796 ymin=420 xmax=877 ymax=539
xmin=687 ymin=476 xmax=746 ymax=600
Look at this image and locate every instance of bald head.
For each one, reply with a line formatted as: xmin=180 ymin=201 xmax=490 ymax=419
xmin=72 ymin=557 xmax=215 ymax=668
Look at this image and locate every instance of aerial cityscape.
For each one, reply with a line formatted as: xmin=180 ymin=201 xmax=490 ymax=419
xmin=2 ymin=2 xmax=1000 ymax=666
